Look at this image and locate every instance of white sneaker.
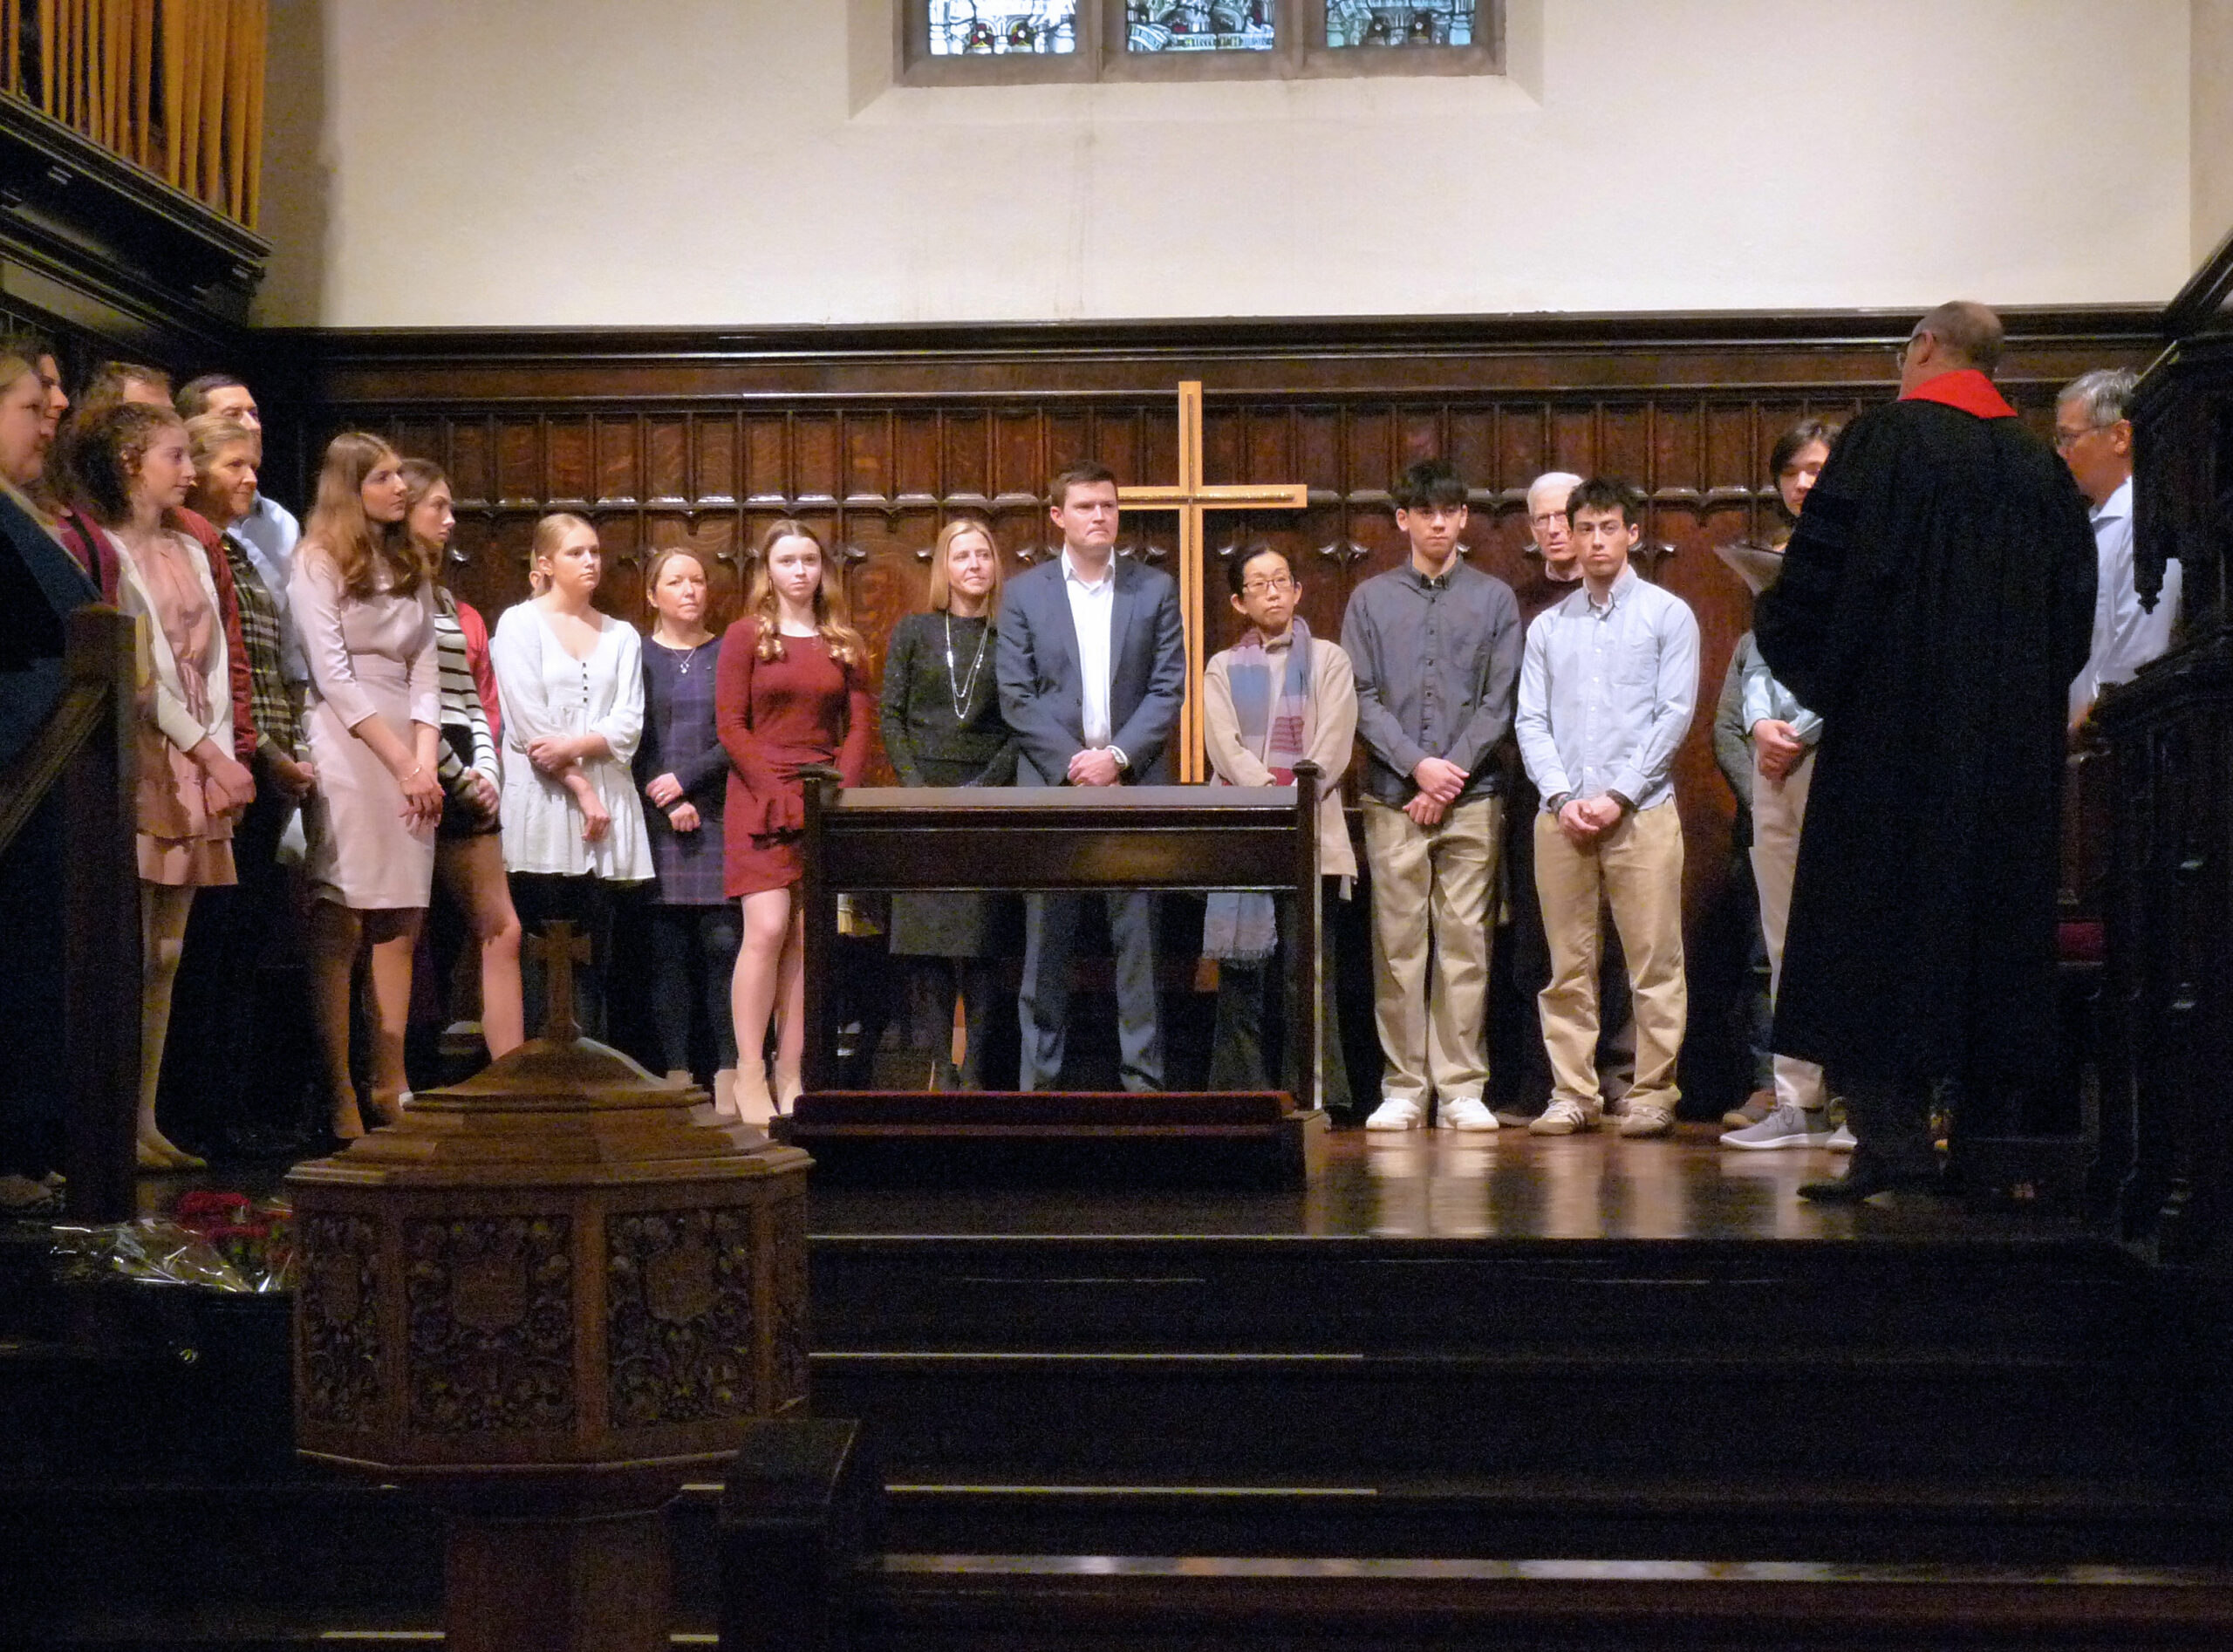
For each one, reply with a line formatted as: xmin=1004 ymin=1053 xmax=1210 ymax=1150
xmin=1528 ymin=1098 xmax=1601 ymax=1136
xmin=1616 ymin=1104 xmax=1676 ymax=1139
xmin=1827 ymin=1123 xmax=1857 ymax=1151
xmin=1436 ymin=1097 xmax=1499 ymax=1131
xmin=1365 ymin=1097 xmax=1424 ymax=1130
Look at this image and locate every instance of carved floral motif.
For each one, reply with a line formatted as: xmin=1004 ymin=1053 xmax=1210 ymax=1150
xmin=606 ymin=1208 xmax=757 ymax=1427
xmin=404 ymin=1215 xmax=575 ymax=1434
xmin=299 ymin=1213 xmax=382 ymax=1429
xmin=769 ymin=1194 xmax=810 ymax=1411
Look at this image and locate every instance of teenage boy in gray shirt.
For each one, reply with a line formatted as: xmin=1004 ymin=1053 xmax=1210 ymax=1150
xmin=1340 ymin=460 xmax=1521 ymax=1130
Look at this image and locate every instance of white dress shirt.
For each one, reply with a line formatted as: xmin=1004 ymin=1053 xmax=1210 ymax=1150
xmin=1062 ymin=547 xmax=1117 ymax=753
xmin=2071 ymin=475 xmax=2181 ymax=720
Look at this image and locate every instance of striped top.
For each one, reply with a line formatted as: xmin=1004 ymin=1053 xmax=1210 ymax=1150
xmin=433 ymin=588 xmax=499 ymax=800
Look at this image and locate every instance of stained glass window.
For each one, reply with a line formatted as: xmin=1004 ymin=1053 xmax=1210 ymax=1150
xmin=927 ymin=1 xmax=1080 ymax=55
xmin=1325 ymin=2 xmax=1473 ymax=48
xmin=906 ymin=0 xmax=1495 ymax=80
xmin=1125 ymin=2 xmax=1276 ymax=54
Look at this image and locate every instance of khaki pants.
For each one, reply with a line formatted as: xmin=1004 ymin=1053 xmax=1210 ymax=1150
xmin=1362 ymin=795 xmax=1501 ymax=1106
xmin=1750 ymin=747 xmax=1826 ymax=1110
xmin=1534 ymin=802 xmax=1686 ymax=1113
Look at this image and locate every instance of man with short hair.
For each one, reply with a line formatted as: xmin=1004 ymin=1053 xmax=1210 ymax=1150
xmin=2058 ymin=366 xmax=2177 ymax=727
xmin=996 ymin=461 xmax=1186 ymax=1090
xmin=1756 ymin=302 xmax=2097 ymax=1200
xmin=79 ymin=359 xmax=172 ymax=410
xmin=1341 ymin=458 xmax=1520 ymax=1131
xmin=1494 ymin=468 xmax=1603 ymax=1128
xmin=1517 ymin=476 xmax=1700 ymax=1139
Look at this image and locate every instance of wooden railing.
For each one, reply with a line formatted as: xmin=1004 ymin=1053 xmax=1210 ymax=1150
xmin=0 ymin=0 xmax=265 ymax=229
xmin=0 ymin=605 xmax=139 ymax=1222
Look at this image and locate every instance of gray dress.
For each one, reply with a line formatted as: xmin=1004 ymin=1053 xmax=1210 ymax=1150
xmin=879 ymin=610 xmax=1017 ymax=956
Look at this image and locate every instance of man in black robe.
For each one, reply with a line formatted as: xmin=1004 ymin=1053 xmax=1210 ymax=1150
xmin=1754 ymin=301 xmax=2097 ymax=1201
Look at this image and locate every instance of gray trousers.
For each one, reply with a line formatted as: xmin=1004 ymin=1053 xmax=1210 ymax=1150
xmin=1019 ymin=891 xmax=1164 ymax=1091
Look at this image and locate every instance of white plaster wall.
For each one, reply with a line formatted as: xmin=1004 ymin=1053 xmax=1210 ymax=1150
xmin=254 ymin=0 xmax=2194 ymax=328
xmin=2197 ymin=0 xmax=2233 ymax=263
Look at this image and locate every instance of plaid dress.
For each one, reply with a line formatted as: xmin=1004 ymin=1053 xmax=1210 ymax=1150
xmin=636 ymin=633 xmax=727 ymax=905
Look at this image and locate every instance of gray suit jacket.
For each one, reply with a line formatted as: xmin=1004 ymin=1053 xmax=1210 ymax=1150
xmin=995 ymin=553 xmax=1185 ymax=786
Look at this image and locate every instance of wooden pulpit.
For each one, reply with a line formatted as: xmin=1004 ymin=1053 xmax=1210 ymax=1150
xmin=786 ymin=763 xmax=1329 ymax=1184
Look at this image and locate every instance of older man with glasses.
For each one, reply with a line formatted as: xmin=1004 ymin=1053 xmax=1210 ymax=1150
xmin=2057 ymin=367 xmax=2179 ymax=730
xmin=1755 ymin=302 xmax=2097 ymax=1203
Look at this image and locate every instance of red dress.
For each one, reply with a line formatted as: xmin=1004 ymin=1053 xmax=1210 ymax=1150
xmin=716 ymin=618 xmax=871 ymax=897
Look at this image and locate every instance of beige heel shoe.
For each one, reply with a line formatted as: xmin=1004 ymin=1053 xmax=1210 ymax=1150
xmin=712 ymin=1068 xmax=739 ymax=1119
xmin=774 ymin=1066 xmax=802 ymax=1115
xmin=734 ymin=1062 xmax=775 ymax=1126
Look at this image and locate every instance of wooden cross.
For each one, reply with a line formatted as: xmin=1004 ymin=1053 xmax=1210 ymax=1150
xmin=525 ymin=920 xmax=592 ymax=1043
xmin=1119 ymin=381 xmax=1310 ymax=783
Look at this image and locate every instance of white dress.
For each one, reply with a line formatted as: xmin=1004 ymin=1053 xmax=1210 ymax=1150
xmin=489 ymin=603 xmax=653 ymax=883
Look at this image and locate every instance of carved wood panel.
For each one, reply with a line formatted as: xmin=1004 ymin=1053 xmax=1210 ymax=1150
xmin=270 ymin=317 xmax=2155 ymax=934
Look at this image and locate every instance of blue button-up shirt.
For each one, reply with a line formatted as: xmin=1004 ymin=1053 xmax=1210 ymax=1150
xmin=1516 ymin=565 xmax=1699 ymax=813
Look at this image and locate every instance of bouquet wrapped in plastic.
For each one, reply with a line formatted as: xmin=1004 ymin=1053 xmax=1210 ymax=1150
xmin=51 ymin=1192 xmax=295 ymax=1294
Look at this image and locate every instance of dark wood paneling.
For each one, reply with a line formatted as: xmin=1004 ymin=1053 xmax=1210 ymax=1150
xmin=258 ymin=311 xmax=2161 ymax=942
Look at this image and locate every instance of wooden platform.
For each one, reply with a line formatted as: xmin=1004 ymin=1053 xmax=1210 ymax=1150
xmin=772 ymin=1089 xmax=1328 ymax=1185
xmin=7 ymin=1128 xmax=2232 ymax=1647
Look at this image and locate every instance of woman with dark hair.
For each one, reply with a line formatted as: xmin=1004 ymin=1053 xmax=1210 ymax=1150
xmin=69 ymin=401 xmax=256 ymax=1168
xmin=878 ymin=518 xmax=1015 ymax=1089
xmin=717 ymin=519 xmax=871 ymax=1121
xmin=1718 ymin=418 xmax=1851 ymax=1150
xmin=636 ymin=546 xmax=740 ymax=1109
xmin=403 ymin=459 xmax=523 ymax=1062
xmin=290 ymin=431 xmax=442 ymax=1141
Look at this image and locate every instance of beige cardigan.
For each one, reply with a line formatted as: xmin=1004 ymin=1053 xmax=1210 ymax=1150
xmin=1202 ymin=632 xmax=1357 ymax=881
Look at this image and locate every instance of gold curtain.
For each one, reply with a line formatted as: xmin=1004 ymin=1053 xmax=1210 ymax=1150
xmin=5 ymin=0 xmax=263 ymax=229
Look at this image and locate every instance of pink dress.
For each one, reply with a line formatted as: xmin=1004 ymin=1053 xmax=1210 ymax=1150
xmin=290 ymin=553 xmax=440 ymax=910
xmin=114 ymin=527 xmax=237 ymax=887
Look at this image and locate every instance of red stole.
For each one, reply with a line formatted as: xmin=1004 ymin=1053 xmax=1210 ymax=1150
xmin=1901 ymin=369 xmax=2016 ymax=420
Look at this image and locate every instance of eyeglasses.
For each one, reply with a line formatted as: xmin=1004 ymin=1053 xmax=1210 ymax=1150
xmin=1529 ymin=511 xmax=1568 ymax=530
xmin=2052 ymin=422 xmax=2111 ymax=451
xmin=1890 ymin=332 xmax=1922 ymax=372
xmin=1241 ymin=574 xmax=1295 ymax=597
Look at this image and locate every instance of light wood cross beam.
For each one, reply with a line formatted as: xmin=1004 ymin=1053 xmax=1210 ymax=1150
xmin=1119 ymin=381 xmax=1309 ymax=783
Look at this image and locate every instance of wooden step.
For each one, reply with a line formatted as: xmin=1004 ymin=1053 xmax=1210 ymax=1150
xmin=861 ymin=1554 xmax=2233 ymax=1651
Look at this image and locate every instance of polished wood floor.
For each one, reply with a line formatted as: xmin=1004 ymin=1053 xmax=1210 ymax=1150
xmin=808 ymin=1121 xmax=2073 ymax=1243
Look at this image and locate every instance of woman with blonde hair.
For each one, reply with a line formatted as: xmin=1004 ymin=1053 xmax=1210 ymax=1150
xmin=290 ymin=430 xmax=441 ymax=1142
xmin=878 ymin=518 xmax=1016 ymax=1088
xmin=636 ymin=545 xmax=739 ymax=1108
xmin=70 ymin=402 xmax=256 ymax=1168
xmin=490 ymin=512 xmax=652 ymax=1035
xmin=403 ymin=459 xmax=523 ymax=1062
xmin=715 ymin=519 xmax=871 ymax=1120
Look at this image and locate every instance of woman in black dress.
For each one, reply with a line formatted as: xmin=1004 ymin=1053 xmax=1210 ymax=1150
xmin=879 ymin=519 xmax=1017 ymax=1089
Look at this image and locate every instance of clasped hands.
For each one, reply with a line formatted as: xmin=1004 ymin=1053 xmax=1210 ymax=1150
xmin=1556 ymin=793 xmax=1626 ymax=844
xmin=1405 ymin=756 xmax=1467 ymax=826
xmin=1752 ymin=718 xmax=1805 ymax=786
xmin=1066 ymin=747 xmax=1123 ymax=788
xmin=645 ymin=769 xmax=700 ymax=834
xmin=529 ymin=733 xmax=611 ymax=843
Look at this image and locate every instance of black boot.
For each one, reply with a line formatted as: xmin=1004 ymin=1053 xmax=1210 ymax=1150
xmin=1799 ymin=1075 xmax=1942 ymax=1202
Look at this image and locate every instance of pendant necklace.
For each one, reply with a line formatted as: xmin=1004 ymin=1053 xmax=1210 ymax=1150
xmin=944 ymin=612 xmax=989 ymax=722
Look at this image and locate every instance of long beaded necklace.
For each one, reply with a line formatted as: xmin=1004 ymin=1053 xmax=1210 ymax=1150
xmin=943 ymin=611 xmax=990 ymax=722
